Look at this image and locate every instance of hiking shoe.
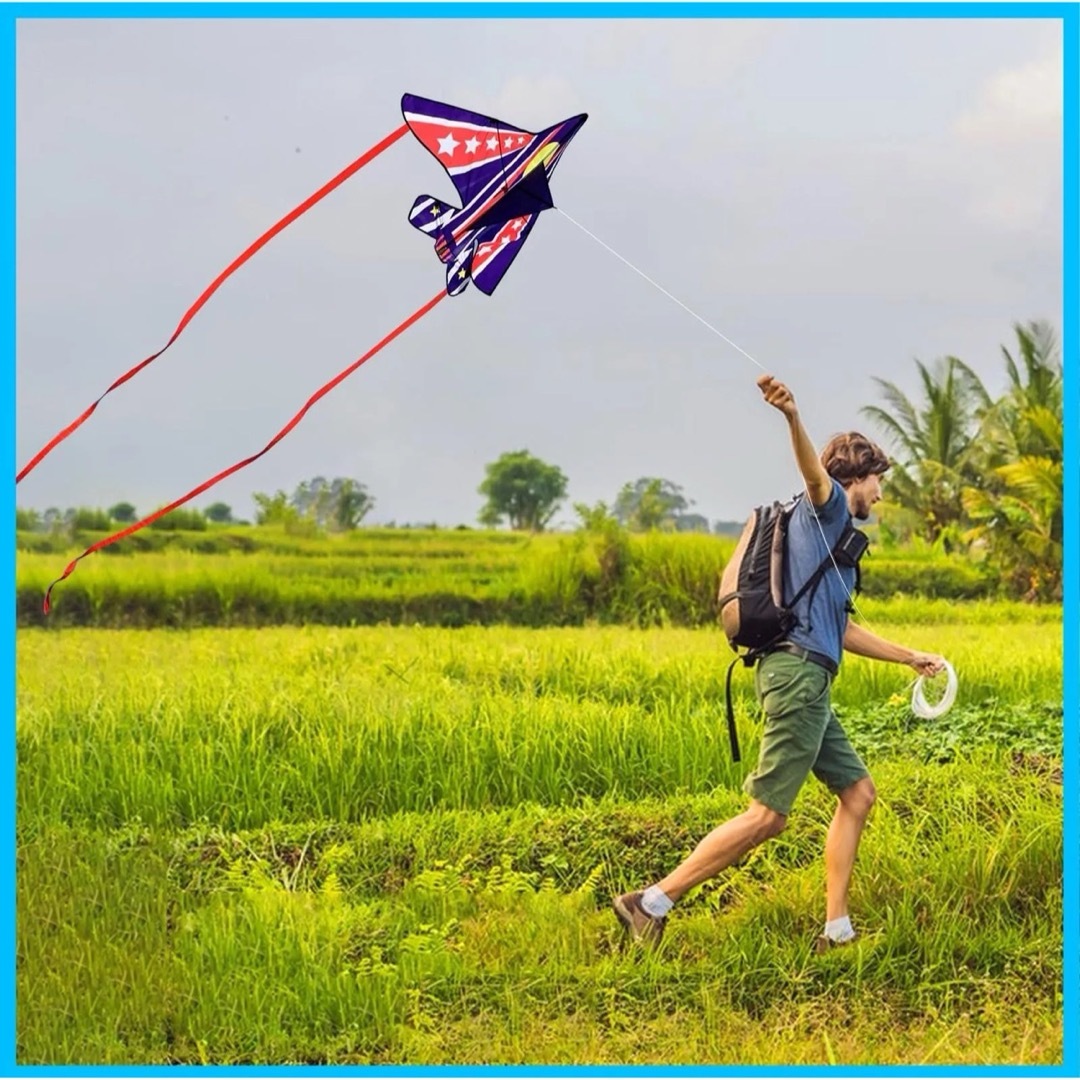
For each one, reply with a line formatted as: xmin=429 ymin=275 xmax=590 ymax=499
xmin=612 ymin=891 xmax=666 ymax=944
xmin=815 ymin=932 xmax=857 ymax=955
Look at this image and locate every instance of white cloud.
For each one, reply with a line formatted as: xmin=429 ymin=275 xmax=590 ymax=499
xmin=955 ymin=51 xmax=1062 ymax=142
xmin=950 ymin=47 xmax=1063 ymax=232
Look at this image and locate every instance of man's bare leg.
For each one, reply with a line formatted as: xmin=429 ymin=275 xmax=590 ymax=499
xmin=655 ymin=800 xmax=787 ymax=903
xmin=822 ymin=776 xmax=877 ymax=938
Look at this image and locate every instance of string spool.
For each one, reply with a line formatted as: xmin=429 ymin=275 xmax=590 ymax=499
xmin=911 ymin=659 xmax=957 ymax=719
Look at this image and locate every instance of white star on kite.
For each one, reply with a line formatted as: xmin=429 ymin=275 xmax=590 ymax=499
xmin=486 ymin=136 xmax=498 ymax=150
xmin=437 ymin=133 xmax=460 ymax=157
xmin=464 ymin=137 xmax=480 ymax=154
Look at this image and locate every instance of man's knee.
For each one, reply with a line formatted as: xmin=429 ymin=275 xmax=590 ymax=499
xmin=840 ymin=776 xmax=877 ymax=818
xmin=747 ymin=800 xmax=787 ymax=842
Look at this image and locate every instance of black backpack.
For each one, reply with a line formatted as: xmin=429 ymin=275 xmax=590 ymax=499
xmin=716 ymin=494 xmax=869 ymax=761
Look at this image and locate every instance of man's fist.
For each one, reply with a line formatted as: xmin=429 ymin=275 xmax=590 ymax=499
xmin=908 ymin=651 xmax=947 ymax=677
xmin=757 ymin=374 xmax=798 ymax=419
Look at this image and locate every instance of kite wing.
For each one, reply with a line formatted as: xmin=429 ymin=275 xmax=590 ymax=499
xmin=470 ymin=214 xmax=540 ymax=296
xmin=401 ymin=93 xmax=538 ymax=207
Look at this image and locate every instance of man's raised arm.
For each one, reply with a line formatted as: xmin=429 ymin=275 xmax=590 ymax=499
xmin=757 ymin=374 xmax=832 ymax=507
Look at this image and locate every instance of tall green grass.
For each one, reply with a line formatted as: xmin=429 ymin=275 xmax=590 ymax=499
xmin=17 ymin=619 xmax=1060 ymax=830
xmin=15 ymin=609 xmax=1063 ymax=1065
xmin=18 ymin=758 xmax=1061 ymax=1065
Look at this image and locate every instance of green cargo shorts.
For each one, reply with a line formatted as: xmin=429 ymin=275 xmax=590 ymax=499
xmin=743 ymin=650 xmax=869 ymax=816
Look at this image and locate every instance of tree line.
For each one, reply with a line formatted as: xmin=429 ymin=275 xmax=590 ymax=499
xmin=15 ymin=469 xmax=737 ymax=538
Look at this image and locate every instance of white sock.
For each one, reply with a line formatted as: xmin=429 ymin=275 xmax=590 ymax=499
xmin=641 ymin=885 xmax=673 ymax=918
xmin=824 ymin=915 xmax=855 ymax=942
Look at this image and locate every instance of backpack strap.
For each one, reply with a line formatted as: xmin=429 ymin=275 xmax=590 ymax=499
xmin=724 ymin=655 xmax=744 ymax=762
xmin=784 ymin=552 xmax=835 ymax=634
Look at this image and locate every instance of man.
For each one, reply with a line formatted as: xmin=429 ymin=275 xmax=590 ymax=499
xmin=613 ymin=373 xmax=946 ymax=952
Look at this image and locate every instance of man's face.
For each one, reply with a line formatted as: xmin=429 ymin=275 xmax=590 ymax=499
xmin=846 ymin=473 xmax=882 ymax=520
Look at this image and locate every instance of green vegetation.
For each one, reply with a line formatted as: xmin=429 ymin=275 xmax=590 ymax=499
xmin=18 ymin=524 xmax=1012 ymax=628
xmin=864 ymin=320 xmax=1062 ymax=600
xmin=17 ymin=618 xmax=1062 ymax=1065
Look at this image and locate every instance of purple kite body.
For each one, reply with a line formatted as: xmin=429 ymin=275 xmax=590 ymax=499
xmin=402 ymin=93 xmax=587 ymax=296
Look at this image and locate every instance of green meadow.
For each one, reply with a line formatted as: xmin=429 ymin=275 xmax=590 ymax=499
xmin=15 ymin=532 xmax=1064 ymax=1065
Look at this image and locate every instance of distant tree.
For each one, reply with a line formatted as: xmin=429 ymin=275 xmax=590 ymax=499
xmin=15 ymin=508 xmax=41 ymax=531
xmin=287 ymin=477 xmax=373 ymax=530
xmin=674 ymin=512 xmax=710 ymax=533
xmin=253 ymin=490 xmax=298 ymax=526
xmin=478 ymin=450 xmax=568 ymax=532
xmin=291 ymin=476 xmax=330 ymax=522
xmin=108 ymin=502 xmax=137 ymax=523
xmin=204 ymin=502 xmax=234 ymax=524
xmin=613 ymin=477 xmax=691 ymax=532
xmin=712 ymin=519 xmax=746 ymax=537
xmin=331 ymin=478 xmax=374 ymax=530
xmin=42 ymin=507 xmax=63 ymax=532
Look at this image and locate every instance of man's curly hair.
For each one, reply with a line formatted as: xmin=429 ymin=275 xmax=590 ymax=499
xmin=820 ymin=432 xmax=890 ymax=488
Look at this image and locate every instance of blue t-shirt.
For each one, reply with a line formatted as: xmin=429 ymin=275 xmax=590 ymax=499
xmin=782 ymin=479 xmax=854 ymax=665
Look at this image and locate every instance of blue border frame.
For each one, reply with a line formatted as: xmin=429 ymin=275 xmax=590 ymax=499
xmin=2 ymin=2 xmax=13 ymax=1073
xmin=0 ymin=2 xmax=1076 ymax=15
xmin=5 ymin=2 xmax=1076 ymax=1076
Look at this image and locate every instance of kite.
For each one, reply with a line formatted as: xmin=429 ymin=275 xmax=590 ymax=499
xmin=20 ymin=94 xmax=587 ymax=612
xmin=401 ymin=93 xmax=587 ymax=297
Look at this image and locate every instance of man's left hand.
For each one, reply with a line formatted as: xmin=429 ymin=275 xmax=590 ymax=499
xmin=907 ymin=651 xmax=947 ymax=677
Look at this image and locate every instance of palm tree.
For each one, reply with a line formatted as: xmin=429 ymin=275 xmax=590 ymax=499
xmin=860 ymin=355 xmax=992 ymax=547
xmin=977 ymin=320 xmax=1062 ymax=465
xmin=961 ymin=321 xmax=1063 ymax=600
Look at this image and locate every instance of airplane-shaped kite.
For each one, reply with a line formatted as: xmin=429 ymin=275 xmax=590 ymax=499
xmin=402 ymin=93 xmax=588 ymax=296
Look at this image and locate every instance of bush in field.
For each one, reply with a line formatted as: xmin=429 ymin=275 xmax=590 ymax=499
xmin=146 ymin=507 xmax=207 ymax=532
xmin=204 ymin=502 xmax=233 ymax=524
xmin=108 ymin=502 xmax=137 ymax=523
xmin=860 ymin=555 xmax=997 ymax=600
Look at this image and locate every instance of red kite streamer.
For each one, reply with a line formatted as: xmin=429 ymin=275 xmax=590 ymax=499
xmin=43 ymin=287 xmax=447 ymax=613
xmin=18 ymin=123 xmax=409 ymax=484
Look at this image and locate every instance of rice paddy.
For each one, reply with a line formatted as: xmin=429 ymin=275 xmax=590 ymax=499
xmin=14 ymin=535 xmax=1064 ymax=1066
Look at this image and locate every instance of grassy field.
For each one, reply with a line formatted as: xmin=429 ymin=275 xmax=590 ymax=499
xmin=16 ymin=607 xmax=1063 ymax=1065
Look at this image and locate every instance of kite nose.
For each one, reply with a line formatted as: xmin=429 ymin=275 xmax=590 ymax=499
xmin=564 ymin=113 xmax=588 ymax=139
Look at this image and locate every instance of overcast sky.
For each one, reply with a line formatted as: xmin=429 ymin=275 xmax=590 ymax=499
xmin=15 ymin=15 xmax=1064 ymax=528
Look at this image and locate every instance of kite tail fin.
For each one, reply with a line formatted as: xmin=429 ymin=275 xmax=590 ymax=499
xmin=445 ymin=239 xmax=476 ymax=296
xmin=18 ymin=122 xmax=411 ymax=486
xmin=42 ymin=286 xmax=448 ymax=615
xmin=408 ymin=194 xmax=457 ymax=236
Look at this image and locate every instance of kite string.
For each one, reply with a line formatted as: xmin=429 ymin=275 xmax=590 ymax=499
xmin=555 ymin=207 xmax=768 ymax=372
xmin=17 ymin=122 xmax=411 ymax=485
xmin=43 ymin=287 xmax=448 ymax=613
xmin=555 ymin=206 xmax=876 ymax=633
